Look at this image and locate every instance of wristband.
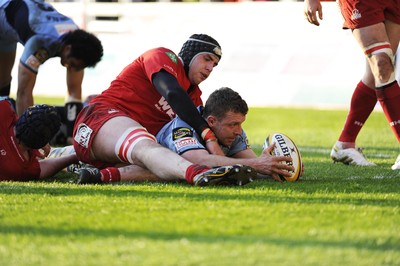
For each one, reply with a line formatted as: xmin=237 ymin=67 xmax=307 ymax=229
xmin=201 ymin=128 xmax=217 ymax=142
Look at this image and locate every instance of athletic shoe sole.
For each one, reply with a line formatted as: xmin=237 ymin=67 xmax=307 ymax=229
xmin=194 ymin=164 xmax=256 ymax=186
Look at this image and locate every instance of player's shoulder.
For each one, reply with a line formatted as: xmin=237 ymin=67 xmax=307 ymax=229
xmin=0 ymin=0 xmax=11 ymax=8
xmin=0 ymin=97 xmax=15 ymax=114
xmin=143 ymin=47 xmax=174 ymax=55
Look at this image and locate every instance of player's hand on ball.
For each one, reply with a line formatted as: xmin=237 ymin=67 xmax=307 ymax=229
xmin=261 ymin=143 xmax=295 ymax=181
xmin=263 ymin=133 xmax=303 ymax=182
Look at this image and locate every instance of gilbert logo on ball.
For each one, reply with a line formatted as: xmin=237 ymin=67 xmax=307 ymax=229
xmin=264 ymin=133 xmax=303 ymax=182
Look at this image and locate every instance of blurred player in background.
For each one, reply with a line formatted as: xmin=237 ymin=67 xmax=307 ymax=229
xmin=74 ymin=87 xmax=295 ymax=184
xmin=0 ymin=0 xmax=104 ymax=144
xmin=0 ymin=98 xmax=78 ymax=181
xmin=72 ymin=34 xmax=255 ymax=186
xmin=304 ymin=0 xmax=400 ymax=169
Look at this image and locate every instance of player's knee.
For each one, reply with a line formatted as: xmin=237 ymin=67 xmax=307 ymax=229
xmin=114 ymin=127 xmax=157 ymax=164
xmin=364 ymin=42 xmax=395 ymax=87
xmin=376 ymin=53 xmax=395 ymax=81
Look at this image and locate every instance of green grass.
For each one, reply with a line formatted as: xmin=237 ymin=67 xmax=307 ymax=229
xmin=1 ymin=105 xmax=400 ymax=266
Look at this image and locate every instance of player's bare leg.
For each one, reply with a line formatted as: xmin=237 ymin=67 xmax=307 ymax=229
xmin=86 ymin=116 xmax=256 ymax=185
xmin=332 ymin=21 xmax=400 ymax=168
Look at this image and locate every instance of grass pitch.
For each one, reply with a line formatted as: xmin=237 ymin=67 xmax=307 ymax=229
xmin=1 ymin=104 xmax=399 ymax=266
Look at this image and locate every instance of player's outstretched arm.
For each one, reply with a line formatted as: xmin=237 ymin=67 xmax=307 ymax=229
xmin=38 ymin=154 xmax=78 ymax=179
xmin=181 ymin=144 xmax=294 ymax=179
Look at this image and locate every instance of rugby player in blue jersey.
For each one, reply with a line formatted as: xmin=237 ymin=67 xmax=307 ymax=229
xmin=0 ymin=0 xmax=103 ymax=144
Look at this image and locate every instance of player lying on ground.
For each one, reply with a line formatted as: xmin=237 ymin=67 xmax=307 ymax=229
xmin=64 ymin=87 xmax=295 ymax=184
xmin=0 ymin=98 xmax=78 ymax=181
xmin=156 ymin=87 xmax=297 ymax=182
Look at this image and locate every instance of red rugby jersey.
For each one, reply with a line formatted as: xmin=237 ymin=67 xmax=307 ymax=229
xmin=91 ymin=47 xmax=203 ymax=135
xmin=0 ymin=100 xmax=41 ymax=181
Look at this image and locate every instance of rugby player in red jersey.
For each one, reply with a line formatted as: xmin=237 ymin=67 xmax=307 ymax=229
xmin=304 ymin=0 xmax=400 ymax=169
xmin=72 ymin=34 xmax=256 ymax=186
xmin=0 ymin=98 xmax=78 ymax=181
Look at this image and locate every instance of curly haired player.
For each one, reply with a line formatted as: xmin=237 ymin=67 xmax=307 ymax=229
xmin=0 ymin=0 xmax=103 ymax=144
xmin=304 ymin=0 xmax=400 ymax=169
xmin=0 ymin=97 xmax=78 ymax=181
xmin=72 ymin=34 xmax=256 ymax=186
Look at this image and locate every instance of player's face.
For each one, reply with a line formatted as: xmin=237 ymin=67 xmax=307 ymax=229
xmin=208 ymin=111 xmax=245 ymax=147
xmin=61 ymin=56 xmax=85 ymax=71
xmin=188 ymin=53 xmax=219 ymax=85
xmin=60 ymin=45 xmax=85 ymax=71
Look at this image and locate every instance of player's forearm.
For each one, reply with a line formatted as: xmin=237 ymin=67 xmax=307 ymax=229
xmin=183 ymin=151 xmax=257 ymax=170
xmin=39 ymin=154 xmax=78 ymax=179
xmin=66 ymin=69 xmax=84 ymax=101
xmin=17 ymin=64 xmax=36 ymax=114
xmin=182 ymin=150 xmax=293 ymax=177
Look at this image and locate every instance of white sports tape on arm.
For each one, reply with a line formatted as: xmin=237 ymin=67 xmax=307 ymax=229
xmin=115 ymin=127 xmax=157 ymax=164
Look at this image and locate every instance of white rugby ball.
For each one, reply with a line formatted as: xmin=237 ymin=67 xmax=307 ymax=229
xmin=264 ymin=132 xmax=302 ymax=182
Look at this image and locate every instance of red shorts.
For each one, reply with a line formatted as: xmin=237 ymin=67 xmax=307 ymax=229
xmin=73 ymin=103 xmax=133 ymax=169
xmin=338 ymin=0 xmax=400 ymax=29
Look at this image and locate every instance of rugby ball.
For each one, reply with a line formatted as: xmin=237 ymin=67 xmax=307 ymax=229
xmin=264 ymin=132 xmax=302 ymax=182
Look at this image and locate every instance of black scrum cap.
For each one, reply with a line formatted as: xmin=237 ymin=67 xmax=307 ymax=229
xmin=178 ymin=34 xmax=222 ymax=74
xmin=15 ymin=104 xmax=61 ymax=149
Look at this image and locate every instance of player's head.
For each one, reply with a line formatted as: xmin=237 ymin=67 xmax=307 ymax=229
xmin=15 ymin=105 xmax=61 ymax=149
xmin=179 ymin=34 xmax=222 ymax=75
xmin=203 ymin=87 xmax=248 ymax=147
xmin=61 ymin=30 xmax=103 ymax=69
xmin=203 ymin=87 xmax=248 ymax=119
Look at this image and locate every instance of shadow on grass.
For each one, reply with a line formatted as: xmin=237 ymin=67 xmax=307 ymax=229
xmin=0 ymin=224 xmax=398 ymax=252
xmin=0 ymin=179 xmax=399 ymax=207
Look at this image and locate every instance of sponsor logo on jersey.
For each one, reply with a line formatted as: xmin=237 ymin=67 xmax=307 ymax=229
xmin=165 ymin=52 xmax=178 ymax=64
xmin=34 ymin=48 xmax=49 ymax=64
xmin=74 ymin=123 xmax=93 ymax=148
xmin=163 ymin=64 xmax=177 ymax=77
xmin=351 ymin=9 xmax=361 ymax=20
xmin=155 ymin=97 xmax=175 ymax=119
xmin=108 ymin=109 xmax=119 ymax=114
xmin=172 ymin=127 xmax=193 ymax=140
xmin=54 ymin=24 xmax=78 ymax=36
xmin=25 ymin=55 xmax=42 ymax=72
xmin=174 ymin=137 xmax=198 ymax=150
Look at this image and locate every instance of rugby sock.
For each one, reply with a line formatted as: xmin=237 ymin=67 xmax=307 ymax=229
xmin=65 ymin=102 xmax=83 ymax=139
xmin=185 ymin=164 xmax=209 ymax=184
xmin=376 ymin=81 xmax=400 ymax=143
xmin=100 ymin=167 xmax=121 ymax=183
xmin=338 ymin=81 xmax=377 ymax=142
